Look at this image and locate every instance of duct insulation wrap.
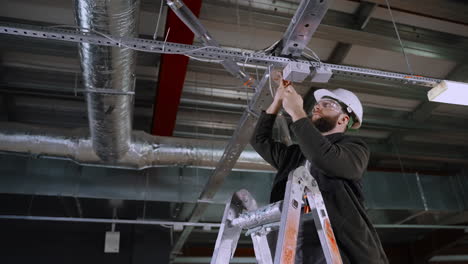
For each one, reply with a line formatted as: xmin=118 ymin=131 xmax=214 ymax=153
xmin=0 ymin=123 xmax=273 ymax=172
xmin=75 ymin=0 xmax=139 ymax=161
xmin=231 ymin=201 xmax=283 ymax=229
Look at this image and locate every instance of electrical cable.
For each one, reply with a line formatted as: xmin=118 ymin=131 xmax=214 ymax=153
xmin=162 ymin=27 xmax=171 ymax=53
xmin=304 ymin=46 xmax=322 ymax=66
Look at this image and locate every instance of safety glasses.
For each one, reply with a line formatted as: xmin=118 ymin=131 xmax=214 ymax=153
xmin=313 ymin=99 xmax=344 ymax=113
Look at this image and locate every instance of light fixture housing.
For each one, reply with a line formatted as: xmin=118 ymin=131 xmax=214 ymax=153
xmin=428 ymin=80 xmax=468 ymax=106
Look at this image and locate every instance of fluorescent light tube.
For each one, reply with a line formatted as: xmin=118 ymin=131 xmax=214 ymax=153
xmin=428 ymin=80 xmax=468 ymax=106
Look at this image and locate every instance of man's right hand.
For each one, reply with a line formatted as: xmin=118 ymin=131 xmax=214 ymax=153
xmin=266 ymin=86 xmax=284 ymax=114
xmin=266 ymin=77 xmax=289 ymax=114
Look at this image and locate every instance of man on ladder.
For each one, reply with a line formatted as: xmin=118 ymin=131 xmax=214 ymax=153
xmin=250 ymin=80 xmax=388 ymax=264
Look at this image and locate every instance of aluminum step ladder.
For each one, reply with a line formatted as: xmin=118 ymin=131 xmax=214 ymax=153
xmin=211 ymin=165 xmax=343 ymax=264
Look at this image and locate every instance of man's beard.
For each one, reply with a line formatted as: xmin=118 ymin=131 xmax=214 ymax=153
xmin=312 ymin=114 xmax=340 ymax=133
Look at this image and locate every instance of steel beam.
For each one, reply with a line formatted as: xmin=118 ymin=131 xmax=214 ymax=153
xmin=355 ymin=2 xmax=377 ymax=30
xmin=151 ymin=0 xmax=203 ymax=136
xmin=327 ymin=42 xmax=353 ymax=64
xmin=447 ymin=63 xmax=468 ymax=82
xmin=408 ymin=102 xmax=439 ymax=122
xmin=357 ymin=0 xmax=468 ymax=24
xmin=327 ymin=1 xmax=376 ymax=64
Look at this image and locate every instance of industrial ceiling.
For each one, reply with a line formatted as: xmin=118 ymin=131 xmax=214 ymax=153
xmin=1 ymin=0 xmax=468 ymax=263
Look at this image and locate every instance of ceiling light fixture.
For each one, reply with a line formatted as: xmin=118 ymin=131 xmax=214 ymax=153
xmin=428 ymin=80 xmax=468 ymax=106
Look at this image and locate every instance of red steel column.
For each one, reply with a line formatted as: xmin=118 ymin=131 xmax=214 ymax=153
xmin=151 ymin=0 xmax=203 ymax=136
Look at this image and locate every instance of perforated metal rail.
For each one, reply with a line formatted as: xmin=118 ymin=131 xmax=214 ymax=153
xmin=1 ymin=23 xmax=440 ymax=87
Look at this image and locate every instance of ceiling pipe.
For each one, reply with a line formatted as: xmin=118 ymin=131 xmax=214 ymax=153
xmin=0 ymin=215 xmax=222 ymax=228
xmin=0 ymin=122 xmax=273 ymax=172
xmin=1 ymin=215 xmax=467 ymax=230
xmin=74 ymin=0 xmax=139 ymax=161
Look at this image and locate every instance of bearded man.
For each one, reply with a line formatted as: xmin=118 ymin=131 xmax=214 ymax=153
xmin=250 ymin=81 xmax=388 ymax=264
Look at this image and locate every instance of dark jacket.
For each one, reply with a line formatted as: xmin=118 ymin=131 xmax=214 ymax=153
xmin=250 ymin=112 xmax=388 ymax=264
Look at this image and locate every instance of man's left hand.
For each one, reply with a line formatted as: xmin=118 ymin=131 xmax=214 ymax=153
xmin=282 ymin=85 xmax=308 ymax=122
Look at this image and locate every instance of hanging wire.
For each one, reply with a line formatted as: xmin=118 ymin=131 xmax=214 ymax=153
xmin=236 ymin=0 xmax=241 ymax=46
xmin=142 ymin=171 xmax=149 ymax=219
xmin=384 ymin=0 xmax=414 ymax=75
xmin=153 ymin=0 xmax=165 ymax=40
xmin=391 ymin=139 xmax=407 ymax=177
xmin=74 ymin=72 xmax=78 ymax=97
xmin=255 ymin=62 xmax=259 ymax=83
xmin=268 ymin=64 xmax=277 ymax=99
xmin=209 ymin=71 xmax=216 ymax=174
xmin=27 ymin=195 xmax=35 ymax=216
xmin=194 ymin=70 xmax=200 ymax=187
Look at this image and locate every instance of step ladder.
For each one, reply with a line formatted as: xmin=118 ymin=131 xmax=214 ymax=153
xmin=211 ymin=165 xmax=343 ymax=264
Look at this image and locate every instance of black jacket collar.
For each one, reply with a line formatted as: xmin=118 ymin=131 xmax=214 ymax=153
xmin=325 ymin=132 xmax=345 ymax=143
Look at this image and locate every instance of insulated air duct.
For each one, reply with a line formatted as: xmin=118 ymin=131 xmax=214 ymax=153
xmin=0 ymin=122 xmax=273 ymax=171
xmin=75 ymin=0 xmax=139 ymax=161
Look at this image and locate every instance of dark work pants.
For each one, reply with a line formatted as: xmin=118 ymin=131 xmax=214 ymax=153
xmin=267 ymin=213 xmax=326 ymax=264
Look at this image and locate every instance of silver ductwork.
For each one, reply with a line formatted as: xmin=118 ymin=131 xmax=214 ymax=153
xmin=75 ymin=0 xmax=139 ymax=161
xmin=0 ymin=123 xmax=273 ymax=172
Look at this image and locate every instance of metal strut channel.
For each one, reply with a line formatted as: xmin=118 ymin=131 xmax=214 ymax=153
xmin=170 ymin=71 xmax=273 ymax=257
xmin=277 ymin=0 xmax=331 ymax=57
xmin=272 ymin=0 xmax=333 ymax=146
xmin=0 ymin=23 xmax=440 ymax=87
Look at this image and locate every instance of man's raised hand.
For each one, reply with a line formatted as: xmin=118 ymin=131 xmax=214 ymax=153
xmin=282 ymin=85 xmax=307 ymax=122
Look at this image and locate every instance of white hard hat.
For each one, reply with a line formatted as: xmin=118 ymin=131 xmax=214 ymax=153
xmin=314 ymin=88 xmax=363 ymax=129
